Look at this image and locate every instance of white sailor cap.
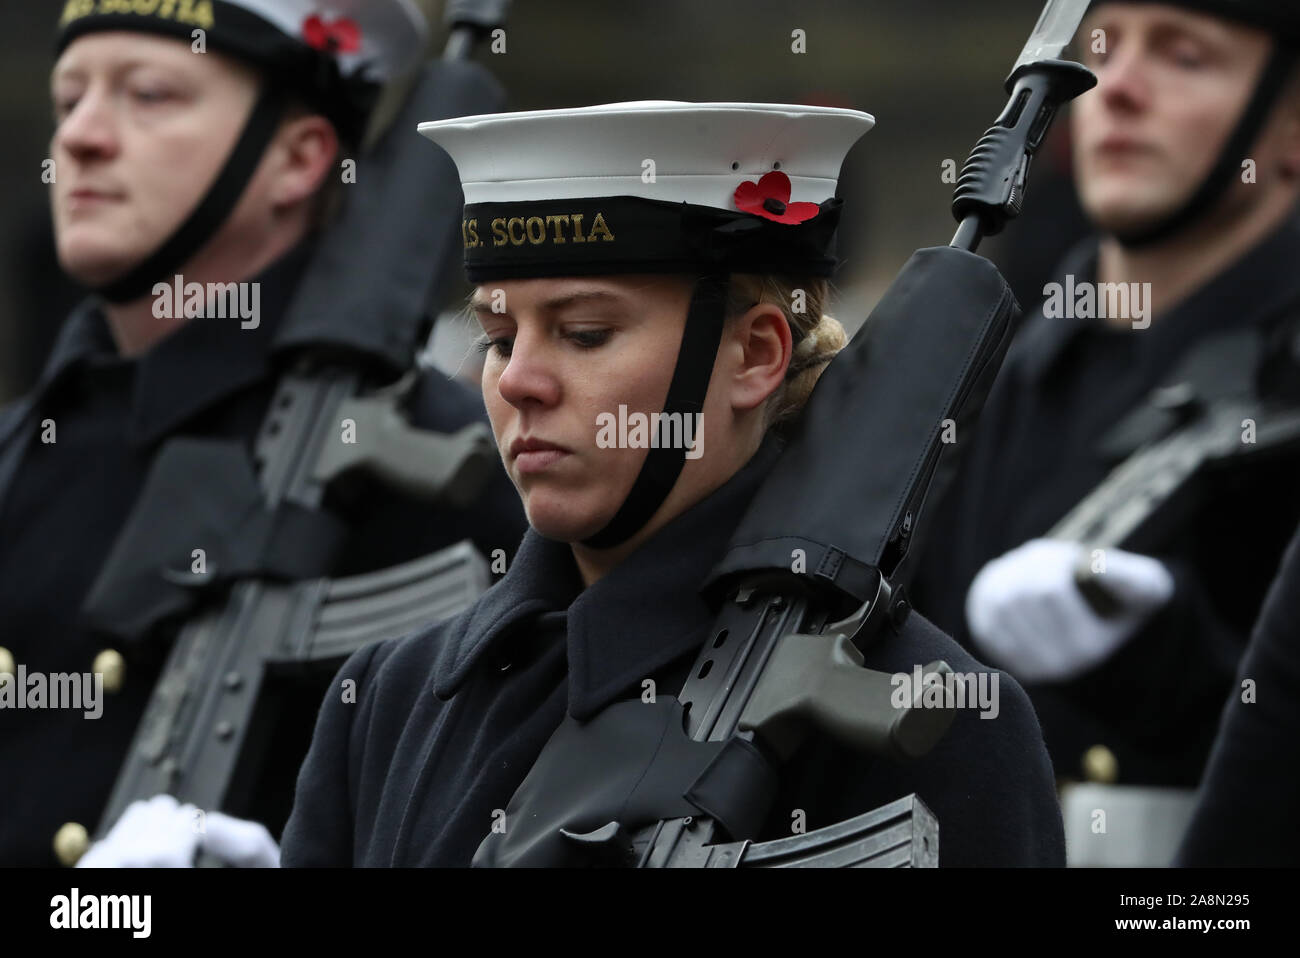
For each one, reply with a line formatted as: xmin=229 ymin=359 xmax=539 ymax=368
xmin=418 ymin=101 xmax=875 ymax=283
xmin=57 ymin=0 xmax=428 ymax=138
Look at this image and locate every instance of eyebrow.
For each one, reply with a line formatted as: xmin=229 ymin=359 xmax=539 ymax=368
xmin=50 ymin=64 xmax=85 ymax=89
xmin=1091 ymin=15 xmax=1232 ymax=48
xmin=52 ymin=58 xmax=182 ymax=86
xmin=1148 ymin=21 xmax=1225 ymax=49
xmin=469 ymin=289 xmax=628 ymax=316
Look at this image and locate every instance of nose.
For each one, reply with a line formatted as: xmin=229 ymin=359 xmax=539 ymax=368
xmin=1092 ymin=37 xmax=1153 ymax=116
xmin=493 ymin=325 xmax=562 ymax=411
xmin=53 ymin=84 xmax=120 ymax=163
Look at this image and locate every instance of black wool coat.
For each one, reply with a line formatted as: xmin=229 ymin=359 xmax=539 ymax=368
xmin=283 ymin=439 xmax=1066 ymax=867
xmin=1176 ymin=521 xmax=1300 ymax=866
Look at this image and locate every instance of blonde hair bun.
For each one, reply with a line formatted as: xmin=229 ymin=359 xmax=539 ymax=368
xmin=776 ymin=314 xmax=846 ymax=425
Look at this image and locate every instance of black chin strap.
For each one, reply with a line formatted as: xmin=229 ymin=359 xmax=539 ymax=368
xmin=1116 ymin=43 xmax=1298 ymax=249
xmin=96 ymin=85 xmax=288 ymax=304
xmin=581 ymin=274 xmax=729 ymax=550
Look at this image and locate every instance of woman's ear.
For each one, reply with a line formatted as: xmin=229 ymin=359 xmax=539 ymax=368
xmin=725 ymin=302 xmax=792 ymax=412
xmin=267 ymin=113 xmax=339 ymax=210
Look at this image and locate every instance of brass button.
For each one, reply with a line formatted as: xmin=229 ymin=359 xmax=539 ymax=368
xmin=1082 ymin=744 xmax=1119 ymax=784
xmin=0 ymin=646 xmax=14 ymax=682
xmin=53 ymin=822 xmax=90 ymax=867
xmin=93 ymin=649 xmax=126 ymax=694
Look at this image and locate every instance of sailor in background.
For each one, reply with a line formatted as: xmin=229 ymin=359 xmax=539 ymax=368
xmin=281 ymin=100 xmax=1066 ymax=867
xmin=910 ymin=1 xmax=1300 ymax=860
xmin=0 ymin=0 xmax=524 ymax=867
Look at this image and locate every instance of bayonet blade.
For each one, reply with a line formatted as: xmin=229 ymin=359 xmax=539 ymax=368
xmin=1014 ymin=0 xmax=1092 ymax=72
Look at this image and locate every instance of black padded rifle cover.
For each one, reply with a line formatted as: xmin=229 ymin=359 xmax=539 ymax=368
xmin=273 ymin=58 xmax=506 ymax=371
xmin=707 ymin=246 xmax=1020 ymax=607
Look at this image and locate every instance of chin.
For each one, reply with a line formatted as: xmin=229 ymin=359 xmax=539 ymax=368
xmin=56 ymin=235 xmax=141 ymax=287
xmin=1081 ymin=191 xmax=1180 ymax=239
xmin=523 ymin=493 xmax=612 ymax=544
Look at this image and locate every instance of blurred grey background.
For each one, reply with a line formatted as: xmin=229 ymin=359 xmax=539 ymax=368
xmin=1 ymin=0 xmax=1086 ymax=401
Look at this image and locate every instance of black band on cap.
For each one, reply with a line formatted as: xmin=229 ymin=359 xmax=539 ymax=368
xmin=1116 ymin=42 xmax=1298 ymax=249
xmin=56 ymin=2 xmax=378 ymax=143
xmin=1102 ymin=1 xmax=1300 ymax=41
xmin=581 ymin=273 xmax=729 ymax=550
xmin=58 ymin=2 xmax=293 ymax=59
xmin=96 ymin=84 xmax=287 ymax=304
xmin=461 ymin=196 xmax=842 ymax=283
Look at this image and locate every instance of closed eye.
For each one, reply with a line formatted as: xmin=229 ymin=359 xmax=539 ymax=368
xmin=474 ymin=335 xmax=512 ymax=358
xmin=131 ymin=88 xmax=175 ymax=105
xmin=474 ymin=328 xmax=612 ymax=358
xmin=567 ymin=328 xmax=612 ymax=348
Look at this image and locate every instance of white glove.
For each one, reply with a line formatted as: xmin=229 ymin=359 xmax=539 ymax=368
xmin=965 ymin=538 xmax=1175 ymax=684
xmin=76 ymin=794 xmax=280 ymax=868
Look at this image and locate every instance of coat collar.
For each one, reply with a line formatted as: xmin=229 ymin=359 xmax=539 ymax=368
xmin=11 ymin=298 xmax=115 ymax=421
xmin=1016 ymin=238 xmax=1097 ymax=385
xmin=129 ymin=243 xmax=313 ymax=444
xmin=433 ymin=435 xmax=786 ymax=720
xmin=23 ymin=243 xmax=312 ymax=447
xmin=1020 ymin=219 xmax=1300 ymax=385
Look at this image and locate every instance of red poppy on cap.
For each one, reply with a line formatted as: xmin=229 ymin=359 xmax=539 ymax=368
xmin=733 ymin=171 xmax=822 ymax=224
xmin=302 ymin=15 xmax=362 ymax=54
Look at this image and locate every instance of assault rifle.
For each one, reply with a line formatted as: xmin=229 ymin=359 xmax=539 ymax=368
xmin=89 ymin=3 xmax=514 ymax=840
xmin=474 ymin=0 xmax=1097 ymax=868
xmin=1048 ymin=323 xmax=1300 ymax=615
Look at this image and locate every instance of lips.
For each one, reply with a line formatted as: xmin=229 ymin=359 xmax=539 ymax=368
xmin=1095 ymin=135 xmax=1153 ymax=155
xmin=64 ymin=189 xmax=124 ymax=214
xmin=66 ymin=187 xmax=124 ymax=202
xmin=509 ymin=436 xmax=570 ymax=459
xmin=509 ymin=435 xmax=572 ymax=476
